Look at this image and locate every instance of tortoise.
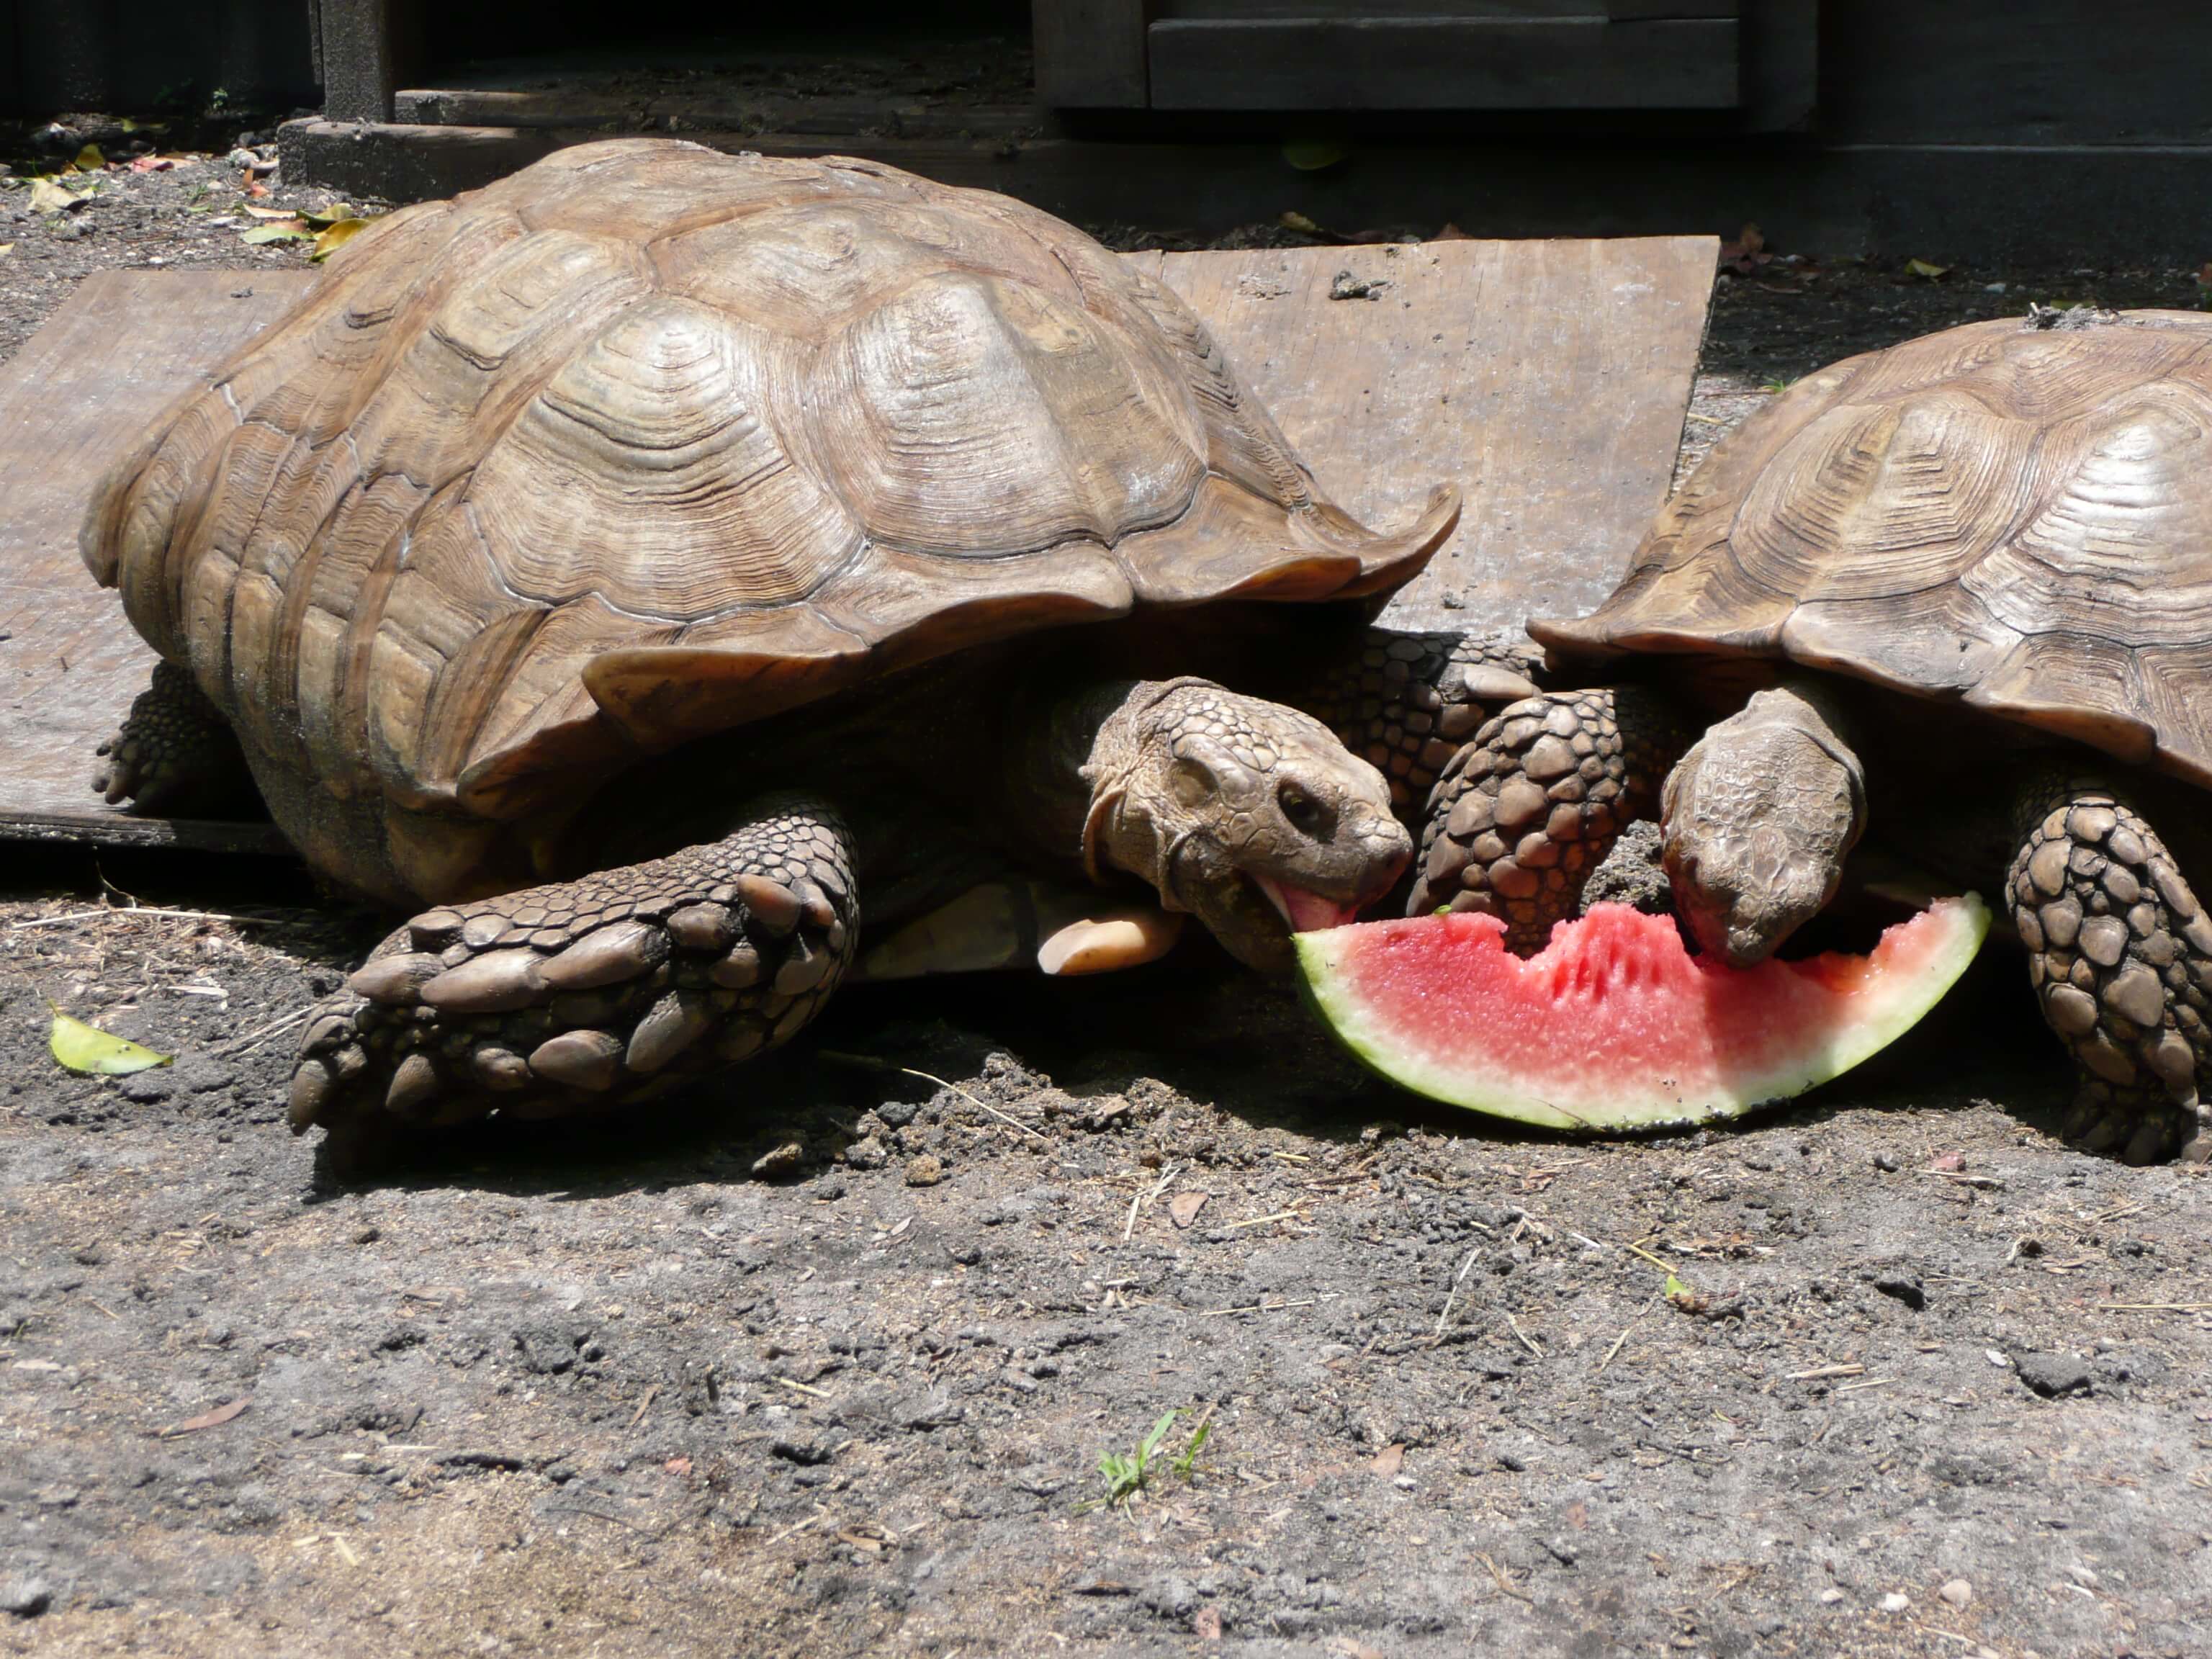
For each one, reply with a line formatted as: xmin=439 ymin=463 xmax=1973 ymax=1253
xmin=1413 ymin=307 xmax=2212 ymax=1164
xmin=80 ymin=138 xmax=1541 ymax=1159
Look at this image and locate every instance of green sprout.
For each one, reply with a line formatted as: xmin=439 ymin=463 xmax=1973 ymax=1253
xmin=1085 ymin=1409 xmax=1212 ymax=1511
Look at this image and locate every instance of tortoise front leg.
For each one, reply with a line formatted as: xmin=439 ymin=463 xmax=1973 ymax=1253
xmin=289 ymin=794 xmax=857 ymax=1166
xmin=94 ymin=660 xmax=258 ymax=817
xmin=2011 ymin=783 xmax=2212 ymax=1164
xmin=1410 ymin=686 xmax=1688 ymax=948
xmin=1297 ymin=628 xmax=1546 ymax=821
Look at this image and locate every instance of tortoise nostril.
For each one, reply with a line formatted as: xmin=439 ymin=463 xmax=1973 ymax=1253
xmin=1277 ymin=780 xmax=1338 ymax=842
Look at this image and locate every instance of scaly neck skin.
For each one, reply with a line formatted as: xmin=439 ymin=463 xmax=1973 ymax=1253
xmin=1002 ymin=675 xmax=1161 ymax=880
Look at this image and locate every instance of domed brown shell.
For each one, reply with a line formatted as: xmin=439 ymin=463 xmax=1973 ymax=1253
xmin=81 ymin=140 xmax=1454 ymax=824
xmin=1533 ymin=310 xmax=2212 ymax=789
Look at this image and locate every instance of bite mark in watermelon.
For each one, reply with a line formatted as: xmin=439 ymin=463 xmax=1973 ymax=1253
xmin=1296 ymin=896 xmax=1990 ymax=1131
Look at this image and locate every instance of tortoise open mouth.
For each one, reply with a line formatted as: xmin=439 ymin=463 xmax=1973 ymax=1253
xmin=1247 ymin=873 xmax=1364 ymax=935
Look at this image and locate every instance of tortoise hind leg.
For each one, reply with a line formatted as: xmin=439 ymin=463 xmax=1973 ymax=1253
xmin=1410 ymin=687 xmax=1687 ymax=949
xmin=94 ymin=660 xmax=259 ymax=817
xmin=2010 ymin=782 xmax=2212 ymax=1164
xmin=289 ymin=794 xmax=857 ymax=1165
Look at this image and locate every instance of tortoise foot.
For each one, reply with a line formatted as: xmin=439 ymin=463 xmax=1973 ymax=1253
xmin=1410 ymin=686 xmax=1686 ymax=950
xmin=2013 ymin=784 xmax=2212 ymax=1164
xmin=94 ymin=660 xmax=257 ymax=817
xmin=2062 ymin=1079 xmax=2203 ymax=1165
xmin=289 ymin=796 xmax=857 ymax=1155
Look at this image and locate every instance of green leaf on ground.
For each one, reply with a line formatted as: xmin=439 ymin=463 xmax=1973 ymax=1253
xmin=50 ymin=1012 xmax=171 ymax=1076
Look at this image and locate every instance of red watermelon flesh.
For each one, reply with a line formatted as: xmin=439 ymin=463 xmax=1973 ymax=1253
xmin=1296 ymin=896 xmax=1988 ymax=1130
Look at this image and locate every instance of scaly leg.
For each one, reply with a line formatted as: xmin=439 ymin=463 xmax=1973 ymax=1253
xmin=289 ymin=795 xmax=857 ymax=1161
xmin=1296 ymin=628 xmax=1545 ymax=822
xmin=2011 ymin=782 xmax=2212 ymax=1164
xmin=1409 ymin=687 xmax=1686 ymax=949
xmin=93 ymin=660 xmax=257 ymax=817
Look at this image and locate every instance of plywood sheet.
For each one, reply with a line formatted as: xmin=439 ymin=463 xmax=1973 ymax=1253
xmin=0 ymin=240 xmax=1712 ymax=850
xmin=0 ymin=269 xmax=318 ymax=852
xmin=1138 ymin=235 xmax=1715 ymax=631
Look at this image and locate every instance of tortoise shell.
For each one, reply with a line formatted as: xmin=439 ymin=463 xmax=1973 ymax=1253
xmin=82 ymin=140 xmax=1454 ymax=822
xmin=1532 ymin=310 xmax=2212 ymax=790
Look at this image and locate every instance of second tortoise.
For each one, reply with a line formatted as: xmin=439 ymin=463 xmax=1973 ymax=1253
xmin=1421 ymin=308 xmax=2212 ymax=1163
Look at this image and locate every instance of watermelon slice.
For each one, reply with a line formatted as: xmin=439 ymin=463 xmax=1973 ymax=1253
xmin=1296 ymin=896 xmax=1989 ymax=1131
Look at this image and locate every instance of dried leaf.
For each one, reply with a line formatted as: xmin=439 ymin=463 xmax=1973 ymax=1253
xmin=1169 ymin=1191 xmax=1209 ymax=1229
xmin=1282 ymin=140 xmax=1347 ymax=172
xmin=242 ymin=204 xmax=301 ymax=219
xmin=310 ymin=215 xmax=380 ymax=261
xmin=1193 ymin=1607 xmax=1223 ymax=1640
xmin=128 ymin=154 xmax=176 ymax=173
xmin=299 ymin=202 xmax=358 ymax=228
xmin=1279 ymin=210 xmax=1323 ymax=235
xmin=72 ymin=143 xmax=104 ymax=171
xmin=50 ymin=1012 xmax=171 ymax=1076
xmin=158 ymin=1397 xmax=250 ymax=1437
xmin=1718 ymin=222 xmax=1771 ymax=276
xmin=1429 ymin=222 xmax=1471 ymax=241
xmin=240 ymin=222 xmax=311 ymax=246
xmin=0 ymin=244 xmax=12 ymax=258
xmin=1905 ymin=257 xmax=1950 ymax=279
xmin=27 ymin=176 xmax=80 ymax=214
xmin=1371 ymin=1442 xmax=1405 ymax=1478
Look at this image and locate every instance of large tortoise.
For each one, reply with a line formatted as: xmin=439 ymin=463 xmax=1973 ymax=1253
xmin=1416 ymin=308 xmax=2212 ymax=1164
xmin=81 ymin=139 xmax=1539 ymax=1156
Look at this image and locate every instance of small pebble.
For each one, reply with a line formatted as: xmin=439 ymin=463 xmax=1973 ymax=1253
xmin=1879 ymin=1592 xmax=1910 ymax=1613
xmin=1817 ymin=1587 xmax=1845 ymax=1605
xmin=1 ymin=1577 xmax=50 ymax=1617
xmin=843 ymin=1135 xmax=887 ymax=1172
xmin=115 ymin=1069 xmax=176 ymax=1104
xmin=1939 ymin=1579 xmax=1973 ymax=1609
xmin=751 ymin=1141 xmax=805 ymax=1180
xmin=904 ymin=1155 xmax=944 ymax=1187
xmin=1873 ymin=1153 xmax=1899 ymax=1172
xmin=2013 ymin=1351 xmax=2092 ymax=1398
xmin=351 ymin=1225 xmax=381 ymax=1246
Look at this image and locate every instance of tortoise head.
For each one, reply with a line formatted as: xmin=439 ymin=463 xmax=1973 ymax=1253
xmin=1082 ymin=678 xmax=1411 ymax=973
xmin=1661 ymin=683 xmax=1868 ymax=966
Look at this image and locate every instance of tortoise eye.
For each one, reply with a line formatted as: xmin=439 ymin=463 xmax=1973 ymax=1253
xmin=1277 ymin=781 xmax=1336 ymax=840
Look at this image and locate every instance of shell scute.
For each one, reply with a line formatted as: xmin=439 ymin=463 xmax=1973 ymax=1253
xmin=81 ymin=140 xmax=1452 ymax=848
xmin=1538 ymin=310 xmax=2212 ymax=788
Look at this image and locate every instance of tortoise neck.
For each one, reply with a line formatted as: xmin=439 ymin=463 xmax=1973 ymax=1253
xmin=1002 ymin=675 xmax=1200 ymax=884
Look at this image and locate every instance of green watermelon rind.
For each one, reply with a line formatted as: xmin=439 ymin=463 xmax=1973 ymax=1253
xmin=1296 ymin=894 xmax=1991 ymax=1133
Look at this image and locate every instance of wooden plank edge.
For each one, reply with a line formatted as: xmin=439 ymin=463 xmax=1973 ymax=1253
xmin=0 ymin=808 xmax=295 ymax=858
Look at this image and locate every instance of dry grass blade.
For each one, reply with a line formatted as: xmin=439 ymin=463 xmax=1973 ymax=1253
xmin=1596 ymin=1292 xmax=1664 ymax=1376
xmin=1475 ymin=1551 xmax=1532 ymax=1604
xmin=1433 ymin=1246 xmax=1482 ymax=1339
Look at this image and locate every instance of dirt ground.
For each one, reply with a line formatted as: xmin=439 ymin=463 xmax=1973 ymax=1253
xmin=1 ymin=136 xmax=2208 ymax=1659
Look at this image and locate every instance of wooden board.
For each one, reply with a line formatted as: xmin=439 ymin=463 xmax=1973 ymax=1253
xmin=0 ymin=270 xmax=318 ymax=853
xmin=1138 ymin=235 xmax=1714 ymax=630
xmin=0 ymin=239 xmax=1712 ymax=851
